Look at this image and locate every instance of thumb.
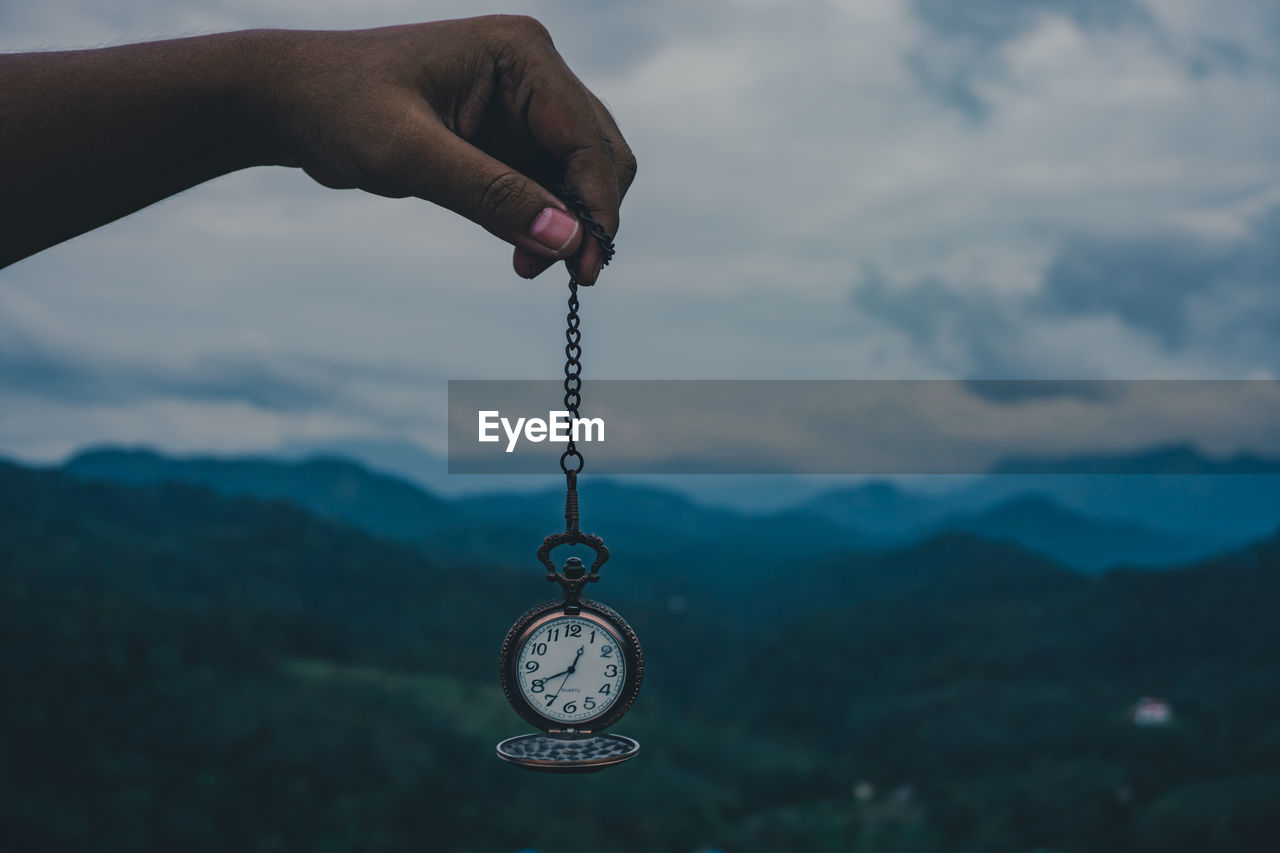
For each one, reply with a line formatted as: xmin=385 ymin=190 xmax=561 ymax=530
xmin=396 ymin=122 xmax=584 ymax=262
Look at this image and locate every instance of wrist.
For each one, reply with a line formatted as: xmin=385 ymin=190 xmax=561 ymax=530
xmin=205 ymin=29 xmax=298 ymax=169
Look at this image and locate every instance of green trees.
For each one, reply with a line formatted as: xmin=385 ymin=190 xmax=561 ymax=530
xmin=2 ymin=460 xmax=1279 ymax=851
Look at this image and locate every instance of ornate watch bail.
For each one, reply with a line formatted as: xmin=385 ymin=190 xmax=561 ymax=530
xmin=536 ymin=470 xmax=611 ymax=604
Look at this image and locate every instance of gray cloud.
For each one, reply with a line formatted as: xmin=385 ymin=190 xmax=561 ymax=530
xmin=853 ymin=196 xmax=1280 ymax=379
xmin=3 ymin=0 xmax=1280 ymax=462
xmin=960 ymin=379 xmax=1125 ymax=405
xmin=850 ymin=265 xmax=1026 ymax=377
xmin=0 ymin=341 xmax=348 ymax=412
xmin=908 ymin=0 xmax=1152 ymax=116
xmin=913 ymin=0 xmax=1149 ymax=45
xmin=1041 ymin=209 xmax=1280 ymax=353
xmin=1039 ymin=235 xmax=1224 ymax=348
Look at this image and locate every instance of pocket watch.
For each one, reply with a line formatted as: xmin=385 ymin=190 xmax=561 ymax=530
xmin=496 ymin=533 xmax=643 ymax=771
xmin=494 ymin=188 xmax=640 ymax=772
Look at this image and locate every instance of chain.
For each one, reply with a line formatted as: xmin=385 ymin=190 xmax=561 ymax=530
xmin=554 ymin=186 xmax=615 ymax=531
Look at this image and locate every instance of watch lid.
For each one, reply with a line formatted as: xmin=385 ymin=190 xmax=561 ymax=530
xmin=496 ymin=733 xmax=639 ymax=773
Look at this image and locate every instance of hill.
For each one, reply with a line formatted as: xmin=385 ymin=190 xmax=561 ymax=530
xmin=933 ymin=494 xmax=1214 ymax=570
xmin=4 ymin=458 xmax=1280 ymax=850
xmin=65 ymin=447 xmax=458 ymax=540
xmin=63 ymin=446 xmax=1276 ymax=573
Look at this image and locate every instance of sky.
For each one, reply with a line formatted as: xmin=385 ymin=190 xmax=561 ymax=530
xmin=3 ymin=0 xmax=1280 ymax=466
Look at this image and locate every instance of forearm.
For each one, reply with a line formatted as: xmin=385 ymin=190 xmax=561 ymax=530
xmin=0 ymin=18 xmax=635 ymax=280
xmin=0 ymin=31 xmax=276 ymax=268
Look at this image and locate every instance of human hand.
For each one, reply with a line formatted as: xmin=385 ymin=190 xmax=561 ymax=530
xmin=260 ymin=16 xmax=636 ymax=284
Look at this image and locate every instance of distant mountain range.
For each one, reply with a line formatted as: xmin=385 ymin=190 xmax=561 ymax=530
xmin=65 ymin=448 xmax=458 ymax=540
xmin=4 ymin=454 xmax=1280 ymax=851
xmin=992 ymin=443 xmax=1280 ymax=475
xmin=58 ymin=445 xmax=1280 ymax=574
xmin=276 ymin=436 xmax=1280 ymax=542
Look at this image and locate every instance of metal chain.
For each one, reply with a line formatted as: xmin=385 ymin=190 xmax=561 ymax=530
xmin=554 ymin=186 xmax=615 ymax=530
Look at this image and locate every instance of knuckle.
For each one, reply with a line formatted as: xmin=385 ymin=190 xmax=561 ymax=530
xmin=492 ymin=14 xmax=553 ymax=44
xmin=477 ymin=170 xmax=528 ymax=221
xmin=618 ymin=146 xmax=638 ymax=186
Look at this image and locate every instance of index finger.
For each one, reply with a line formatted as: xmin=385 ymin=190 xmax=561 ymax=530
xmin=507 ymin=43 xmax=632 ymax=282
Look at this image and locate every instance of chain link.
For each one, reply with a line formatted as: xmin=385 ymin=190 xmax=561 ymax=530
xmin=555 ymin=187 xmax=615 ymax=481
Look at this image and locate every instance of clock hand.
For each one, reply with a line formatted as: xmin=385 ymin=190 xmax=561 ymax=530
xmin=539 ymin=645 xmax=587 ymax=685
xmin=548 ymin=647 xmax=586 ymax=701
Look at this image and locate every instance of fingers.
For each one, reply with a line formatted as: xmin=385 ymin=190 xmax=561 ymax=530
xmin=573 ymin=95 xmax=637 ymax=285
xmin=512 ymin=40 xmax=636 ymax=284
xmin=346 ymin=17 xmax=637 ymax=285
xmin=386 ymin=110 xmax=587 ymax=266
xmin=513 ymin=246 xmax=554 ymax=279
xmin=586 ymin=91 xmax=639 ymax=200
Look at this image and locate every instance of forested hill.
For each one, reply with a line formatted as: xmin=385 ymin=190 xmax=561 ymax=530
xmin=3 ymin=459 xmax=1279 ymax=852
xmin=65 ymin=446 xmax=1280 ymax=571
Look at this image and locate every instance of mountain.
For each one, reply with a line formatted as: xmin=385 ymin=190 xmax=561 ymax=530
xmin=932 ymin=494 xmax=1218 ymax=571
xmin=745 ymin=530 xmax=1280 ymax=852
xmin=788 ymin=481 xmax=952 ymax=535
xmin=5 ymin=457 xmax=1280 ymax=851
xmin=957 ymin=471 xmax=1280 ymax=546
xmin=63 ymin=445 xmax=1280 ymax=575
xmin=795 ymin=446 xmax=1280 ymax=557
xmin=783 ymin=480 xmax=1233 ymax=570
xmin=740 ymin=531 xmax=1082 ymax=619
xmin=792 ymin=479 xmax=954 ymax=541
xmin=991 ymin=442 xmax=1280 ymax=475
xmin=278 ymin=436 xmax=839 ymax=511
xmin=65 ymin=447 xmax=458 ymax=540
xmin=276 ymin=435 xmax=561 ymax=497
xmin=277 ymin=437 xmax=1280 ymax=535
xmin=62 ymin=448 xmax=859 ymax=601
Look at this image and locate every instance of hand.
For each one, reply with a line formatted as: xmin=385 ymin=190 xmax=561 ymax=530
xmin=262 ymin=17 xmax=637 ymax=284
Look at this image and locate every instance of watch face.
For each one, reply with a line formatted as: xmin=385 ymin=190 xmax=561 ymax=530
xmin=516 ymin=613 xmax=626 ymax=725
xmin=500 ymin=599 xmax=643 ymax=733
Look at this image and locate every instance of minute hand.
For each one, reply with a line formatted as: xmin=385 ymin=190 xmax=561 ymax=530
xmin=549 ymin=647 xmax=585 ymax=699
xmin=539 ymin=646 xmax=586 ymax=684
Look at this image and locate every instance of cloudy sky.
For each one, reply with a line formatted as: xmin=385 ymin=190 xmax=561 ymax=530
xmin=3 ymin=0 xmax=1280 ymax=465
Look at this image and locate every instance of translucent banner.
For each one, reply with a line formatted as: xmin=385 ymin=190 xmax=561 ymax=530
xmin=447 ymin=380 xmax=1280 ymax=475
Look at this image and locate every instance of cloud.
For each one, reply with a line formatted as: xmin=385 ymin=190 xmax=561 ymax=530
xmin=907 ymin=0 xmax=1153 ymax=116
xmin=1040 ymin=204 xmax=1280 ymax=354
xmin=853 ymin=192 xmax=1280 ymax=379
xmin=1039 ymin=235 xmax=1225 ymax=348
xmin=3 ymin=0 xmax=1280 ymax=463
xmin=960 ymin=379 xmax=1125 ymax=405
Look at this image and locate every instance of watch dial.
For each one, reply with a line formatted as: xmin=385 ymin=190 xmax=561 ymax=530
xmin=516 ymin=615 xmax=626 ymax=725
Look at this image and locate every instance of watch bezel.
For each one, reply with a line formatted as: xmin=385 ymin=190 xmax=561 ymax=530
xmin=499 ymin=598 xmax=643 ymax=733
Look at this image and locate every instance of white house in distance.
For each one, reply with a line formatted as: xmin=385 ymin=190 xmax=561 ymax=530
xmin=1130 ymin=697 xmax=1174 ymax=727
